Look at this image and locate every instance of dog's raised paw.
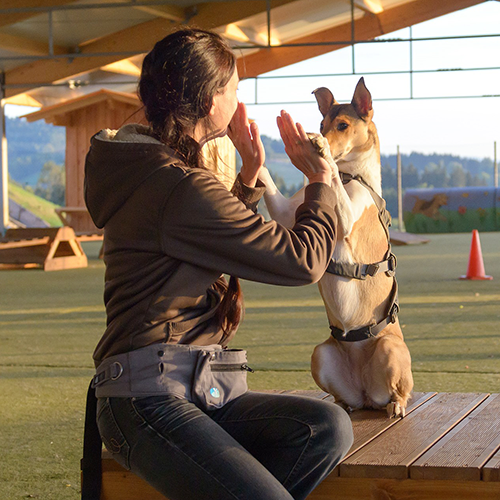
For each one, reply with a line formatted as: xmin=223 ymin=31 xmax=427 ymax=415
xmin=307 ymin=133 xmax=331 ymax=159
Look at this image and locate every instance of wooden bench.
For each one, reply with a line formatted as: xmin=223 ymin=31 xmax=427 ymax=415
xmin=94 ymin=391 xmax=500 ymax=500
xmin=0 ymin=227 xmax=88 ymax=271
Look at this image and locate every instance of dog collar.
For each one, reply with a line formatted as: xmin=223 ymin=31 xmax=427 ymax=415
xmin=330 ymin=281 xmax=399 ymax=342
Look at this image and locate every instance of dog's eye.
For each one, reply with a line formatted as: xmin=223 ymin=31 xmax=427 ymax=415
xmin=337 ymin=122 xmax=348 ymax=131
xmin=320 ymin=122 xmax=324 ymax=133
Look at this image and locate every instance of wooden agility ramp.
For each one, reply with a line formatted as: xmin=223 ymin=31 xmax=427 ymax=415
xmin=0 ymin=227 xmax=88 ymax=271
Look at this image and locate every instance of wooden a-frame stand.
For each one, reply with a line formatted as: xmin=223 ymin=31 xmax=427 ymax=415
xmin=0 ymin=227 xmax=88 ymax=271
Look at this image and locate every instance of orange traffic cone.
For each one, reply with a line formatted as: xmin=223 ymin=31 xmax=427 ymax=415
xmin=459 ymin=229 xmax=492 ymax=280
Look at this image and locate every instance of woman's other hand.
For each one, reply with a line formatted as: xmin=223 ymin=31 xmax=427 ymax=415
xmin=228 ymin=102 xmax=265 ymax=187
xmin=277 ymin=111 xmax=332 ymax=186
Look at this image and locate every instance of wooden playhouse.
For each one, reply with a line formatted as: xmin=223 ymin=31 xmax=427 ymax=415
xmin=23 ymin=89 xmax=237 ymax=235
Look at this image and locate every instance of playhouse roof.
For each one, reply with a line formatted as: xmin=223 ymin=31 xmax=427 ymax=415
xmin=22 ymin=89 xmax=140 ymax=125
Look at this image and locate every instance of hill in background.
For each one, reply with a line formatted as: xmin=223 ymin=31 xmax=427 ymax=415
xmin=5 ymin=115 xmax=496 ymax=220
xmin=6 ymin=116 xmax=65 ymax=187
xmin=9 ymin=180 xmax=62 ymax=227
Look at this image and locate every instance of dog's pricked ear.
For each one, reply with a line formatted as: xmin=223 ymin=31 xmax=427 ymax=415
xmin=351 ymin=77 xmax=373 ymax=119
xmin=313 ymin=87 xmax=337 ymax=117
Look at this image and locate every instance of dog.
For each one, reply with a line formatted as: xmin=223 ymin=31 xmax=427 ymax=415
xmin=412 ymin=193 xmax=448 ymax=220
xmin=259 ymin=78 xmax=413 ymax=417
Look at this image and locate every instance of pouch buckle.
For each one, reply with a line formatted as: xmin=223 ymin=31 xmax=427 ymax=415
xmin=92 ymin=361 xmax=123 ymax=387
xmin=111 ymin=362 xmax=124 ymax=380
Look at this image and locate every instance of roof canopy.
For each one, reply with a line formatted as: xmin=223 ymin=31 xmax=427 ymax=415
xmin=0 ymin=0 xmax=486 ymax=107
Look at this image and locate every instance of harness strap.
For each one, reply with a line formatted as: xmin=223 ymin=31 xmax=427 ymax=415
xmin=330 ymin=280 xmax=399 ymax=342
xmin=340 ymin=172 xmax=391 ymax=240
xmin=326 ymin=173 xmax=394 ymax=280
xmin=327 ymin=172 xmax=400 ymax=341
xmin=326 ymin=252 xmax=397 ymax=280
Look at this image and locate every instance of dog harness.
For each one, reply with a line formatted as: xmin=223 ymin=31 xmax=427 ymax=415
xmin=327 ymin=172 xmax=400 ymax=342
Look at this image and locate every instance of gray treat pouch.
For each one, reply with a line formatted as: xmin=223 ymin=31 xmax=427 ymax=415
xmin=192 ymin=348 xmax=251 ymax=410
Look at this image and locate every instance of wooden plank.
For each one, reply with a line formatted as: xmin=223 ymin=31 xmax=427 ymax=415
xmin=345 ymin=392 xmax=436 ymax=461
xmin=100 ymin=464 xmax=168 ymax=500
xmin=4 ymin=227 xmax=60 ymax=239
xmin=0 ymin=237 xmax=50 ymax=249
xmin=75 ymin=232 xmax=104 ymax=242
xmin=286 ymin=389 xmax=330 ymax=399
xmin=340 ymin=393 xmax=488 ymax=480
xmin=308 ymin=477 xmax=500 ymax=500
xmin=411 ymin=393 xmax=500 ymax=481
xmin=389 ymin=230 xmax=430 ymax=246
xmin=483 ymin=445 xmax=500 ymax=482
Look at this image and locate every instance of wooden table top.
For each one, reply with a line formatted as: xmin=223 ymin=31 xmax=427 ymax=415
xmin=286 ymin=390 xmax=500 ymax=483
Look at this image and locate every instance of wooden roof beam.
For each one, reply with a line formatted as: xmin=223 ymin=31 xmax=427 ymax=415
xmin=0 ymin=0 xmax=78 ymax=29
xmin=4 ymin=0 xmax=299 ymax=98
xmin=353 ymin=0 xmax=384 ymax=15
xmin=0 ymin=32 xmax=66 ymax=56
xmin=100 ymin=59 xmax=141 ymax=77
xmin=132 ymin=3 xmax=186 ymax=23
xmin=237 ymin=0 xmax=486 ymax=79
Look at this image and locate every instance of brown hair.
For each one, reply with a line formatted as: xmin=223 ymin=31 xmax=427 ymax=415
xmin=138 ymin=29 xmax=242 ymax=337
xmin=138 ymin=28 xmax=236 ymax=168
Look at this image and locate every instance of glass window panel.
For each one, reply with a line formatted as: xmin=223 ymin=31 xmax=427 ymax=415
xmin=354 ymin=39 xmax=410 ymax=74
xmin=412 ymin=37 xmax=500 ymax=72
xmin=237 ymin=79 xmax=256 ymax=104
xmin=412 ymin=2 xmax=500 ymax=38
xmin=412 ymin=69 xmax=500 ymax=98
xmin=262 ymin=45 xmax=353 ymax=78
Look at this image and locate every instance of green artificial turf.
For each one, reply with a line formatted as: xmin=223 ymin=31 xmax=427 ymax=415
xmin=0 ymin=233 xmax=499 ymax=498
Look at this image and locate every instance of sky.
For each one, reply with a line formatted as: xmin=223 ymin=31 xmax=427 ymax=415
xmin=5 ymin=1 xmax=500 ymax=161
xmin=236 ymin=1 xmax=500 ymax=160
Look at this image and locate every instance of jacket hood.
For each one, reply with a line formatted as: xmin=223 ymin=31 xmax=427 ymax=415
xmin=85 ymin=123 xmax=181 ymax=228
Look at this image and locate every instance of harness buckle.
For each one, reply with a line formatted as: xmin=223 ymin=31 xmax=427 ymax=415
xmin=365 ymin=263 xmax=380 ymax=277
xmin=389 ymin=303 xmax=399 ymax=324
xmin=385 ymin=254 xmax=397 ymax=277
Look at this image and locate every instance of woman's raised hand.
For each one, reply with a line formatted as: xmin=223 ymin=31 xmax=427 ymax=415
xmin=227 ymin=102 xmax=265 ymax=187
xmin=277 ymin=111 xmax=333 ymax=186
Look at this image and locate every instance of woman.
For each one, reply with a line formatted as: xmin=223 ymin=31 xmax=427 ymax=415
xmin=83 ymin=28 xmax=353 ymax=500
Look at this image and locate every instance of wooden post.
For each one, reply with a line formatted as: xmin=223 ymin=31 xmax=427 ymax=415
xmin=494 ymin=141 xmax=498 ymax=188
xmin=0 ymin=74 xmax=9 ymax=235
xmin=397 ymin=145 xmax=404 ymax=231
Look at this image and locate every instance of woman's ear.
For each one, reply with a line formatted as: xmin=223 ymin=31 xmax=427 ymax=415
xmin=208 ymin=96 xmax=217 ymax=117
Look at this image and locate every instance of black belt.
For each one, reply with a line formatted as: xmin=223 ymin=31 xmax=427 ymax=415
xmin=81 ymin=381 xmax=102 ymax=500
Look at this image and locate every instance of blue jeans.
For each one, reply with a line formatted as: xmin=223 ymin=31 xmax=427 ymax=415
xmin=97 ymin=391 xmax=353 ymax=500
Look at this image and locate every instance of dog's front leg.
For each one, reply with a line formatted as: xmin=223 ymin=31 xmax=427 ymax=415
xmin=258 ymin=166 xmax=304 ymax=229
xmin=307 ymin=134 xmax=354 ymax=237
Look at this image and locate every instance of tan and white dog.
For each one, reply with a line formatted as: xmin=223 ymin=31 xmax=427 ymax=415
xmin=259 ymin=78 xmax=413 ymax=417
